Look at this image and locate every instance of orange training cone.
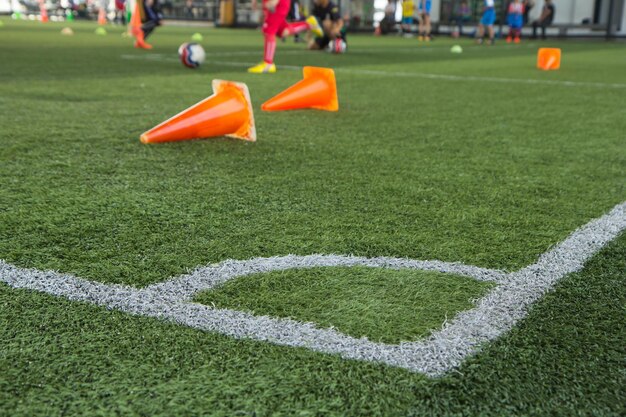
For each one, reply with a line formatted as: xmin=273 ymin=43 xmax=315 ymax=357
xmin=130 ymin=1 xmax=152 ymax=48
xmin=140 ymin=80 xmax=256 ymax=144
xmin=537 ymin=48 xmax=561 ymax=71
xmin=39 ymin=0 xmax=49 ymax=23
xmin=98 ymin=8 xmax=107 ymax=25
xmin=261 ymin=66 xmax=338 ymax=112
xmin=130 ymin=0 xmax=143 ymax=39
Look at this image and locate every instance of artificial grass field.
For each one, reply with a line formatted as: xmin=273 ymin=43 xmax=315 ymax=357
xmin=194 ymin=267 xmax=494 ymax=343
xmin=0 ymin=18 xmax=625 ymax=416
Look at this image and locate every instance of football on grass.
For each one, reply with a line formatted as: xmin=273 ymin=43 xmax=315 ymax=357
xmin=178 ymin=42 xmax=206 ymax=68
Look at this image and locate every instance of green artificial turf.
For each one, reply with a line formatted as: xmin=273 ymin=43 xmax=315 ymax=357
xmin=1 ymin=18 xmax=626 ymax=417
xmin=1 ymin=233 xmax=624 ymax=417
xmin=195 ymin=267 xmax=493 ymax=343
xmin=0 ymin=19 xmax=625 ymax=286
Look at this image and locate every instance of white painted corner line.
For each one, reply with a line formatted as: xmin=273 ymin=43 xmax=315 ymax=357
xmin=1 ymin=201 xmax=625 ymax=376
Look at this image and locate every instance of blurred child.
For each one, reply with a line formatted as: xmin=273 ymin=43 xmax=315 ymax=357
xmin=475 ymin=0 xmax=495 ymax=45
xmin=135 ymin=0 xmax=163 ymax=49
xmin=401 ymin=0 xmax=414 ymax=37
xmin=506 ymin=0 xmax=524 ymax=43
xmin=376 ymin=0 xmax=397 ymax=36
xmin=248 ymin=0 xmax=323 ymax=73
xmin=308 ymin=0 xmax=346 ymax=51
xmin=417 ymin=0 xmax=431 ymax=41
xmin=452 ymin=0 xmax=471 ymax=37
xmin=114 ymin=0 xmax=126 ymax=25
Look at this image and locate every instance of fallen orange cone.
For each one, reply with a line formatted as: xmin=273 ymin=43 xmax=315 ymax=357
xmin=537 ymin=48 xmax=561 ymax=71
xmin=140 ymin=80 xmax=256 ymax=144
xmin=261 ymin=66 xmax=338 ymax=112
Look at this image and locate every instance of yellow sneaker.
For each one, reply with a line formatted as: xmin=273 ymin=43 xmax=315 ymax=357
xmin=247 ymin=62 xmax=277 ymax=74
xmin=306 ymin=15 xmax=323 ymax=38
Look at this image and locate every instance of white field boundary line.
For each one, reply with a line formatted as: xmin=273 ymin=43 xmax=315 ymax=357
xmin=120 ymin=43 xmax=533 ymax=58
xmin=1 ymin=201 xmax=625 ymax=376
xmin=120 ymin=54 xmax=626 ymax=89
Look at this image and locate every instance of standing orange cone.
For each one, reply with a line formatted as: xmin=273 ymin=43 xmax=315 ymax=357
xmin=537 ymin=48 xmax=561 ymax=71
xmin=130 ymin=0 xmax=152 ymax=49
xmin=98 ymin=7 xmax=107 ymax=25
xmin=39 ymin=0 xmax=49 ymax=23
xmin=140 ymin=80 xmax=256 ymax=144
xmin=261 ymin=67 xmax=338 ymax=112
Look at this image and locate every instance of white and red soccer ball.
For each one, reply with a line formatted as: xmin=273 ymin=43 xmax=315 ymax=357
xmin=327 ymin=38 xmax=347 ymax=54
xmin=178 ymin=42 xmax=206 ymax=68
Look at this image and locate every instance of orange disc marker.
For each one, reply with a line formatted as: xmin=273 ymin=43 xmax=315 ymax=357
xmin=261 ymin=66 xmax=338 ymax=112
xmin=537 ymin=48 xmax=561 ymax=71
xmin=140 ymin=80 xmax=256 ymax=144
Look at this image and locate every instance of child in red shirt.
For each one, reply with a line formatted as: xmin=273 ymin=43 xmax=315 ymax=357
xmin=248 ymin=0 xmax=322 ymax=73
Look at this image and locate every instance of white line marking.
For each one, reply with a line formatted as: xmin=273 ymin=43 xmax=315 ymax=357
xmin=120 ymin=54 xmax=626 ymax=89
xmin=145 ymin=254 xmax=507 ymax=302
xmin=1 ymin=201 xmax=625 ymax=376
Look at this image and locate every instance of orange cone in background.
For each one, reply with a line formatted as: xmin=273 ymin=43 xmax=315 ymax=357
xmin=261 ymin=67 xmax=338 ymax=112
xmin=140 ymin=80 xmax=256 ymax=144
xmin=129 ymin=1 xmax=142 ymax=37
xmin=98 ymin=8 xmax=107 ymax=25
xmin=130 ymin=0 xmax=151 ymax=48
xmin=39 ymin=0 xmax=49 ymax=23
xmin=537 ymin=48 xmax=561 ymax=71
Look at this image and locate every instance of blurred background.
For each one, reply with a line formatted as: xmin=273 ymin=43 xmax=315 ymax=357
xmin=1 ymin=0 xmax=625 ymax=37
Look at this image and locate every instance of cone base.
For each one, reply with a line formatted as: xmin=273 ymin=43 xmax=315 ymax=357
xmin=140 ymin=80 xmax=256 ymax=144
xmin=213 ymin=80 xmax=256 ymax=142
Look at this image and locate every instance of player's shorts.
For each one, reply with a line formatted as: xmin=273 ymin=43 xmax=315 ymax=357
xmin=507 ymin=15 xmax=523 ymax=29
xmin=402 ymin=17 xmax=413 ymax=25
xmin=480 ymin=8 xmax=496 ymax=26
xmin=418 ymin=0 xmax=431 ymax=15
xmin=261 ymin=0 xmax=290 ymax=35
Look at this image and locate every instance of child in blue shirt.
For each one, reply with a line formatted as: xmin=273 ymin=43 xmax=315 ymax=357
xmin=476 ymin=0 xmax=495 ymax=45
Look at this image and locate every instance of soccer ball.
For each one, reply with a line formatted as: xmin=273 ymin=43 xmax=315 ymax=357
xmin=178 ymin=42 xmax=206 ymax=69
xmin=327 ymin=38 xmax=347 ymax=54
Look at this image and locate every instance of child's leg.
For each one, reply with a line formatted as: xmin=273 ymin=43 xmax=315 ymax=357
xmin=282 ymin=20 xmax=309 ymax=36
xmin=476 ymin=23 xmax=484 ymax=41
xmin=142 ymin=19 xmax=159 ymax=39
xmin=263 ymin=33 xmax=277 ymax=64
xmin=487 ymin=25 xmax=494 ymax=42
xmin=261 ymin=11 xmax=287 ymax=64
xmin=417 ymin=17 xmax=422 ymax=36
xmin=424 ymin=15 xmax=431 ymax=38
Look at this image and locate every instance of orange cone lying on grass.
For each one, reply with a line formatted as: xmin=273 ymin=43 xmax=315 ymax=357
xmin=537 ymin=48 xmax=561 ymax=71
xmin=140 ymin=80 xmax=256 ymax=144
xmin=261 ymin=67 xmax=338 ymax=112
